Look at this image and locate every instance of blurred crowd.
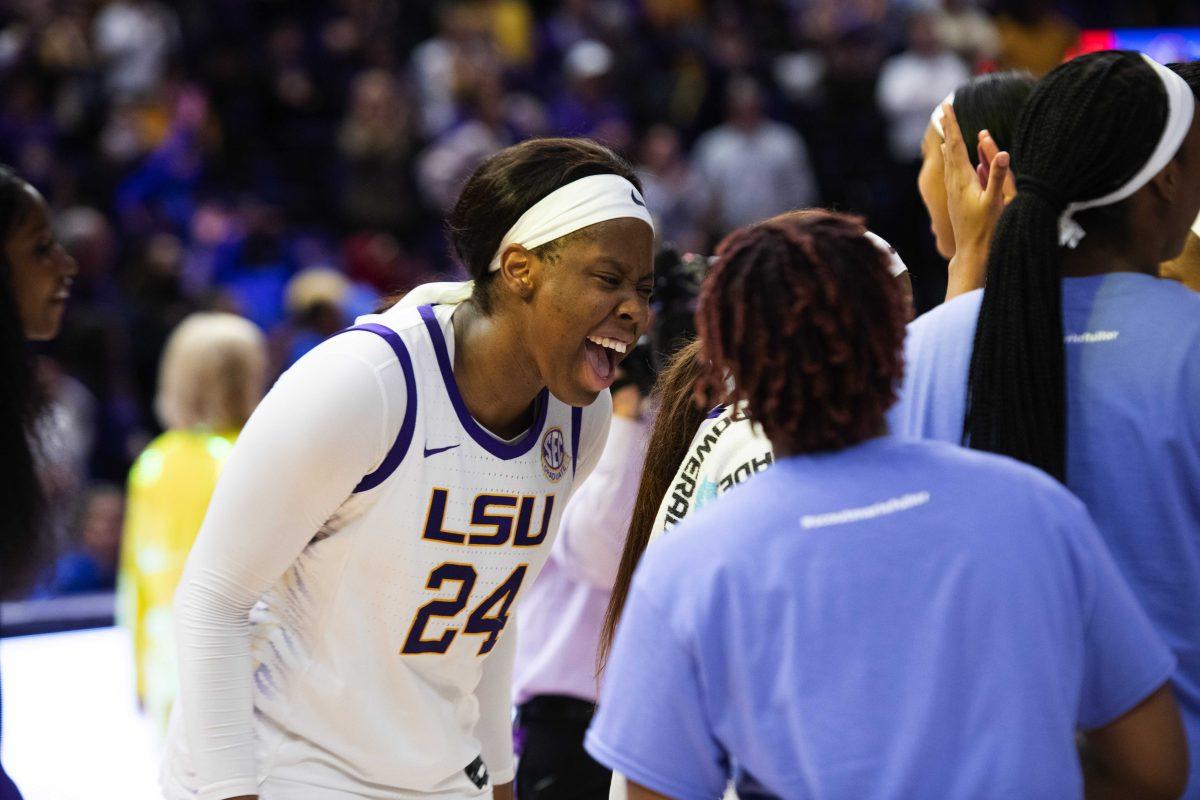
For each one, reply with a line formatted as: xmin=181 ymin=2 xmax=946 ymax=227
xmin=2 ymin=0 xmax=1197 ymax=600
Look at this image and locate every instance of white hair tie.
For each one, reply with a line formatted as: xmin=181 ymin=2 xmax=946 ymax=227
xmin=1058 ymin=54 xmax=1195 ymax=249
xmin=488 ymin=174 xmax=655 ymax=272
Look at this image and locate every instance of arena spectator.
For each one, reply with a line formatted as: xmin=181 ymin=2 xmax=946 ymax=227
xmin=877 ymin=10 xmax=970 ymax=163
xmin=117 ymin=311 xmax=267 ymax=735
xmin=336 ymin=69 xmax=421 ymax=235
xmin=635 ymin=125 xmax=713 ymax=253
xmin=693 ymin=75 xmax=818 ymax=235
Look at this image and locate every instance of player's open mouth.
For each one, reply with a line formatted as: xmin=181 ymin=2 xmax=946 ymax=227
xmin=582 ymin=334 xmax=629 ymax=390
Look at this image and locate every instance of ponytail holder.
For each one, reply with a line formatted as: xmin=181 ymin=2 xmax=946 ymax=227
xmin=1055 ymin=54 xmax=1195 ymax=250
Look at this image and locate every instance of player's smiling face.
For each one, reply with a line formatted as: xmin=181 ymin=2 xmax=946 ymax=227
xmin=525 ymin=217 xmax=653 ymax=406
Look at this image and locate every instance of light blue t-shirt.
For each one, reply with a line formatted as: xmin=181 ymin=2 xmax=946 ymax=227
xmin=890 ymin=273 xmax=1200 ymax=797
xmin=586 ymin=437 xmax=1173 ymax=800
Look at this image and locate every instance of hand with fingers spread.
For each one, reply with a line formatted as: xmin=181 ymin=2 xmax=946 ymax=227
xmin=976 ymin=129 xmax=1017 ymax=201
xmin=940 ymin=101 xmax=1012 ymax=300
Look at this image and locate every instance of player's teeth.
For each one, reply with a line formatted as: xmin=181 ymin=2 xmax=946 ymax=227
xmin=587 ymin=335 xmax=628 ymax=354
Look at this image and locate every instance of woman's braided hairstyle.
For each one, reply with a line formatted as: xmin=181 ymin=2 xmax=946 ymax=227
xmin=695 ymin=209 xmax=908 ymax=454
xmin=965 ymin=51 xmax=1169 ymax=480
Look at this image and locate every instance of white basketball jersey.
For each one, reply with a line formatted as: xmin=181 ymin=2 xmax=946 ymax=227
xmin=649 ymin=401 xmax=773 ymax=538
xmin=191 ymin=302 xmax=603 ymax=796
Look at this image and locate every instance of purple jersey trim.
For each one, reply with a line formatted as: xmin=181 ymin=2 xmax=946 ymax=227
xmin=706 ymin=404 xmax=727 ymax=419
xmin=333 ymin=323 xmax=418 ymax=493
xmin=570 ymin=406 xmax=583 ymax=477
xmin=418 ymin=304 xmax=549 ymax=460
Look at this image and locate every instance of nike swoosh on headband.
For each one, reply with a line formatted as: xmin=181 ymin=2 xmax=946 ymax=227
xmin=631 ymin=189 xmax=646 ymax=208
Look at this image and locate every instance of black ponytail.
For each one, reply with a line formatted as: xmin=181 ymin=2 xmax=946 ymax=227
xmin=0 ymin=165 xmax=46 ymax=597
xmin=964 ymin=52 xmax=1168 ymax=480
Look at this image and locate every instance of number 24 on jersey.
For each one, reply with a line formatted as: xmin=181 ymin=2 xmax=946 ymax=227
xmin=402 ymin=489 xmax=555 ymax=656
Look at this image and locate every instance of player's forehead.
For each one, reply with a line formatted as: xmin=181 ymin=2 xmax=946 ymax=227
xmin=559 ymin=218 xmax=654 ymax=278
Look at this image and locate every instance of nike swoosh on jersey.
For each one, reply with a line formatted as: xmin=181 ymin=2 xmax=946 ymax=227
xmin=423 ymin=444 xmax=460 ymax=457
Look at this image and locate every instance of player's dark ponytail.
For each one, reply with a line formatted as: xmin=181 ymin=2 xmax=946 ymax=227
xmin=599 ymin=339 xmax=708 ymax=675
xmin=0 ymin=165 xmax=47 ymax=597
xmin=447 ymin=138 xmax=641 ymax=313
xmin=964 ymin=52 xmax=1168 ymax=481
xmin=951 ymin=70 xmax=1036 ymax=168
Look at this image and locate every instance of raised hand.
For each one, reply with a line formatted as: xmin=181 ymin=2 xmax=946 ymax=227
xmin=940 ymin=101 xmax=1011 ymax=301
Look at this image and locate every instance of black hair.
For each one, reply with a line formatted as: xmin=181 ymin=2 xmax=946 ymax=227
xmin=952 ymin=70 xmax=1037 ymax=168
xmin=965 ymin=51 xmax=1170 ymax=480
xmin=0 ymin=164 xmax=46 ymax=597
xmin=446 ymin=137 xmax=641 ymax=313
xmin=1168 ymin=62 xmax=1200 ymax=96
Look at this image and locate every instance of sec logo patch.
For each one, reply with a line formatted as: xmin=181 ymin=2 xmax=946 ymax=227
xmin=541 ymin=427 xmax=568 ymax=483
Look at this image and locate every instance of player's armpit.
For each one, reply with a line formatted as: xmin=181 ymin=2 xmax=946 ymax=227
xmin=628 ymin=781 xmax=674 ymax=800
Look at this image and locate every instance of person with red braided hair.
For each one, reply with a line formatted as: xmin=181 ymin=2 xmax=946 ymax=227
xmin=585 ymin=209 xmax=1187 ymax=800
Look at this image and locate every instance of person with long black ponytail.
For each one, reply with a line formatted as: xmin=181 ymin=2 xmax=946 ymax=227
xmin=892 ymin=51 xmax=1200 ymax=798
xmin=0 ymin=165 xmax=79 ymax=798
xmin=587 ymin=209 xmax=1187 ymax=800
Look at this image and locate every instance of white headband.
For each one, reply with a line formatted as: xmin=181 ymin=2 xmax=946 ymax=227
xmin=930 ymin=91 xmax=956 ymax=140
xmin=488 ymin=174 xmax=655 ymax=271
xmin=864 ymin=230 xmax=909 ymax=277
xmin=1059 ymin=54 xmax=1195 ymax=249
xmin=1192 ymin=210 xmax=1200 ymax=238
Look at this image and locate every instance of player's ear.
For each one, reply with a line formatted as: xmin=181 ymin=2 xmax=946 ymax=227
xmin=497 ymin=244 xmax=536 ymax=301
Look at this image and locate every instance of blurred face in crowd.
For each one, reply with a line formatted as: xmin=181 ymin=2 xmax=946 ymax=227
xmin=81 ymin=488 xmax=124 ymax=567
xmin=918 ymin=122 xmax=955 ymax=259
xmin=641 ymin=125 xmax=681 ymax=173
xmin=5 ymin=181 xmax=77 ymax=340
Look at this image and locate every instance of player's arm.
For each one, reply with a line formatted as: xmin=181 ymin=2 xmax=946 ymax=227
xmin=554 ymin=389 xmax=653 ymax=587
xmin=1065 ymin=496 xmax=1187 ymax=800
xmin=491 ymin=782 xmax=513 ymax=800
xmin=627 ymin=782 xmax=672 ymax=800
xmin=473 ymin=615 xmax=519 ymax=789
xmin=174 ymin=338 xmax=396 ymax=800
xmin=1081 ymin=683 xmax=1187 ymax=800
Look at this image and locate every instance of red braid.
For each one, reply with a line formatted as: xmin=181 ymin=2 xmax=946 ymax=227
xmin=695 ymin=210 xmax=907 ymax=454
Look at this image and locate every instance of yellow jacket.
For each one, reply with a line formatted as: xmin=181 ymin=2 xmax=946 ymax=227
xmin=116 ymin=428 xmax=237 ymax=733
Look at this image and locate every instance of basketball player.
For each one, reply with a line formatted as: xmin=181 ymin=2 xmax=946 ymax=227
xmin=891 ymin=51 xmax=1200 ymax=797
xmin=917 ymin=71 xmax=1032 ymax=299
xmin=588 ymin=209 xmax=1186 ymax=800
xmin=0 ymin=164 xmax=78 ymax=800
xmin=600 ymin=226 xmax=908 ymax=677
xmin=1160 ymin=62 xmax=1200 ymax=293
xmin=161 ymin=138 xmax=654 ymax=800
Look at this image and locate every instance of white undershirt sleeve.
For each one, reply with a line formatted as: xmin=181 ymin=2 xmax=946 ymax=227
xmin=472 ymin=615 xmax=518 ymax=786
xmin=552 ymin=410 xmax=648 ymax=589
xmin=570 ymin=389 xmax=613 ymax=491
xmin=173 ymin=333 xmax=399 ymax=800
